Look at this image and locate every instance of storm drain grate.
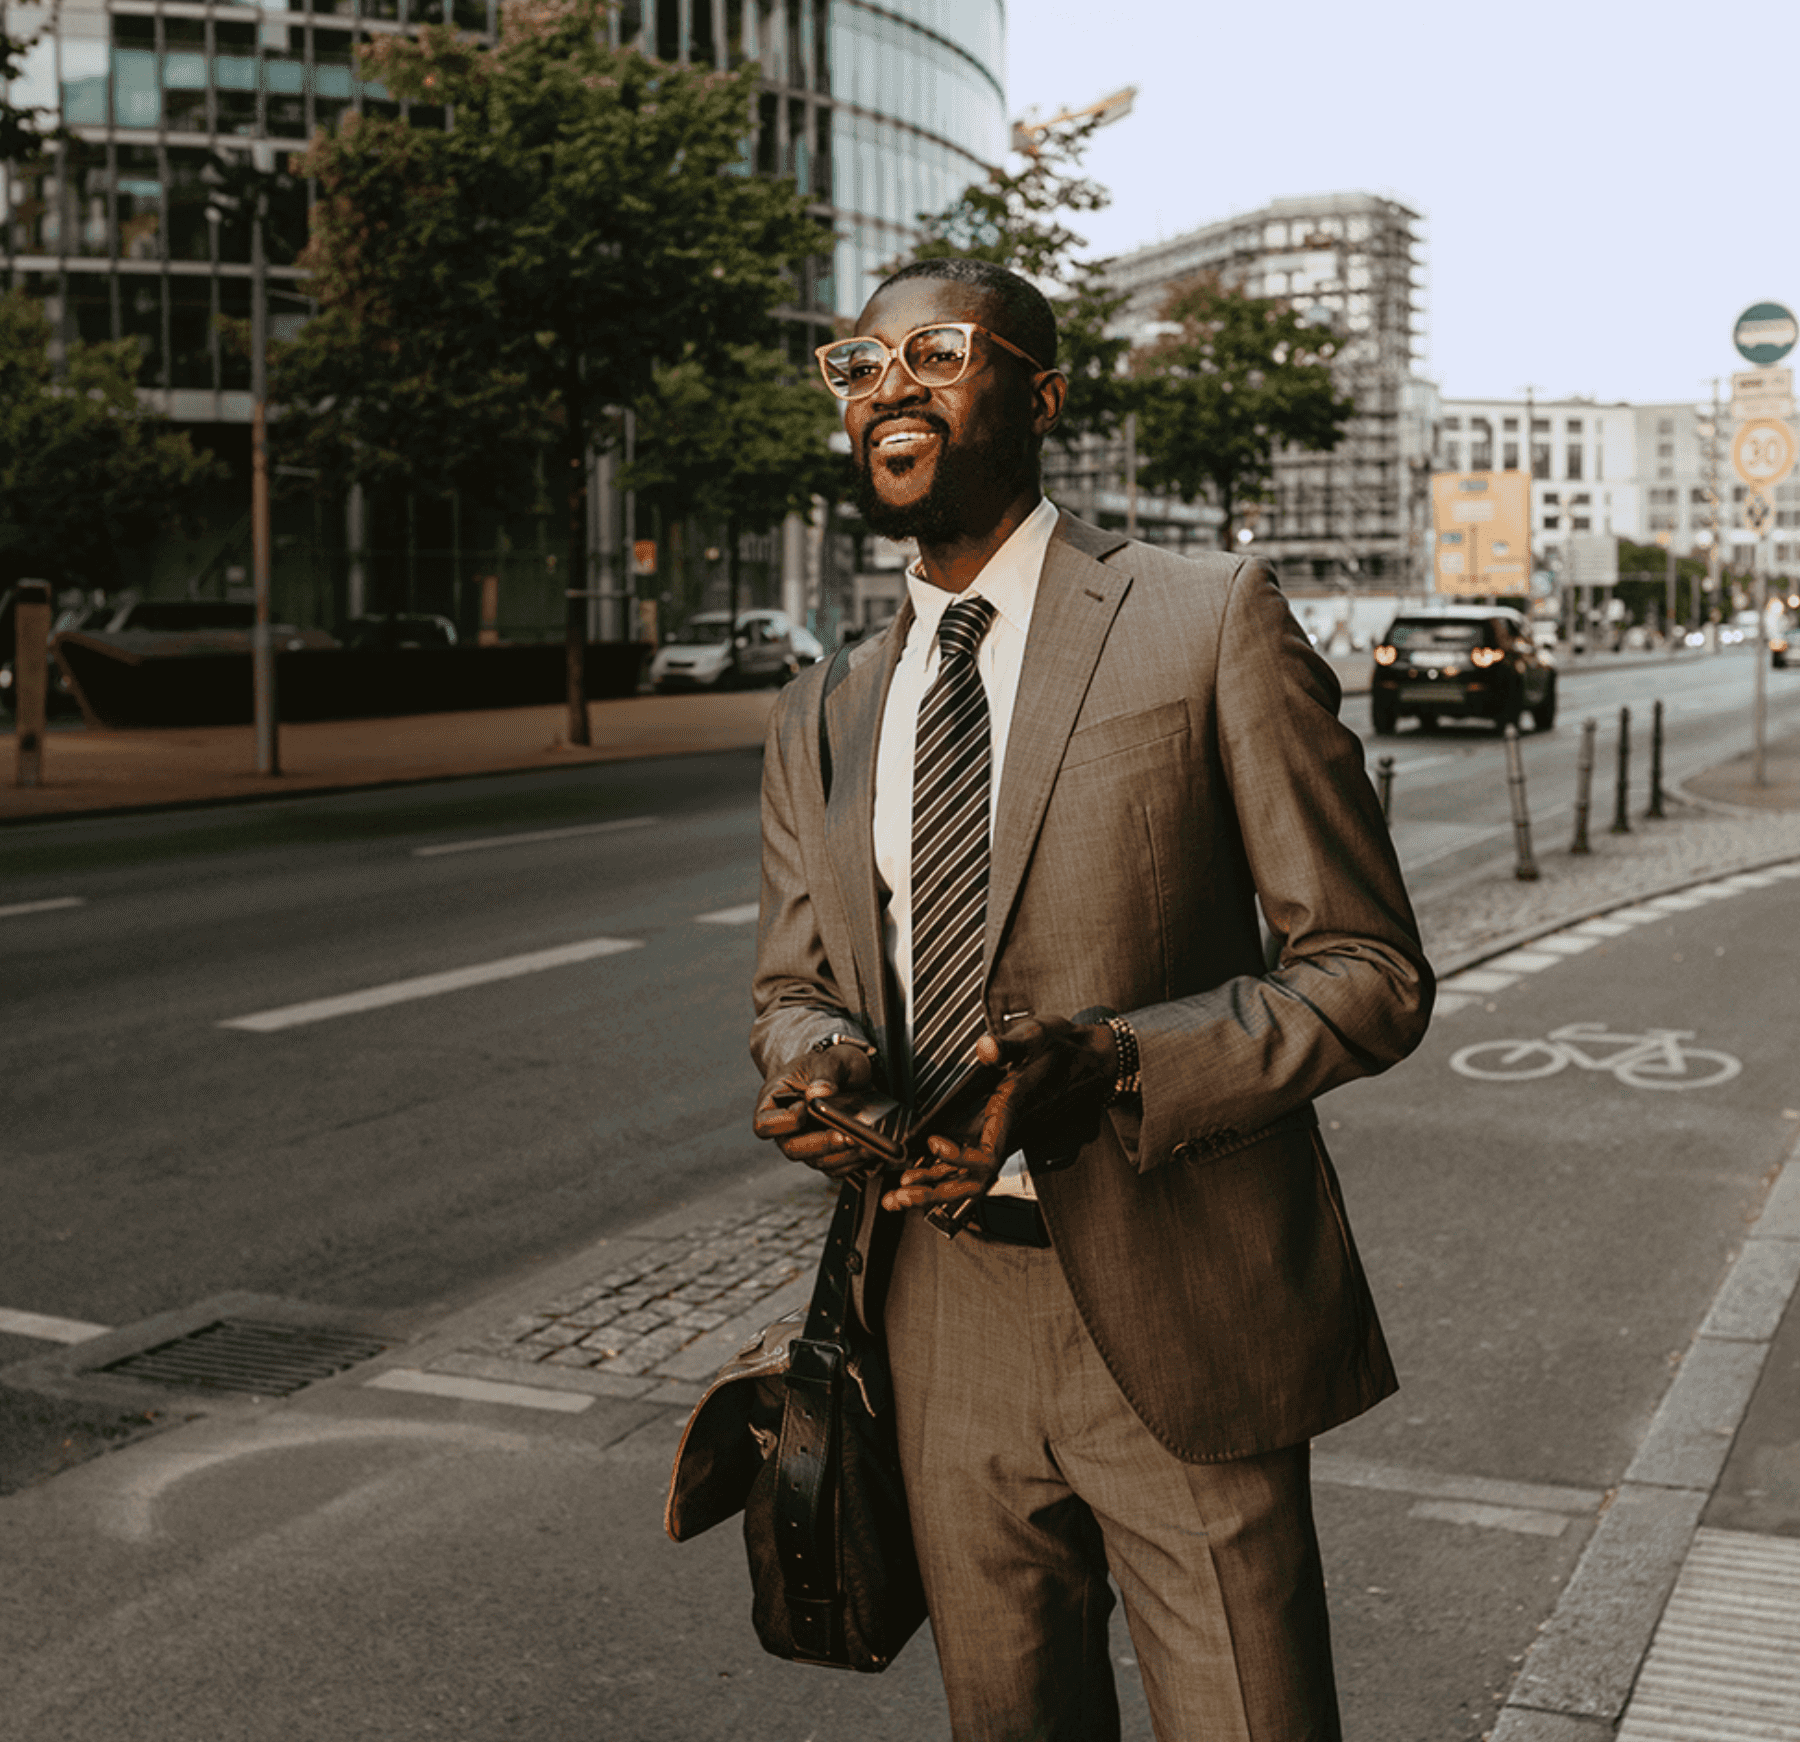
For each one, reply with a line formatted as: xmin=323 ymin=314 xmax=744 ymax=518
xmin=102 ymin=1318 xmax=388 ymax=1396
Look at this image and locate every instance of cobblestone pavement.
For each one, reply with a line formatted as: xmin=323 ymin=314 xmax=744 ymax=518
xmin=454 ymin=1192 xmax=836 ymax=1402
xmin=440 ymin=742 xmax=1800 ymax=1402
xmin=1421 ymin=784 xmax=1800 ymax=970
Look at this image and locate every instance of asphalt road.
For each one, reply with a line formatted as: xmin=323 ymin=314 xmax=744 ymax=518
xmin=3 ymin=649 xmax=1794 ymax=1342
xmin=1 ymin=835 xmax=1792 ymax=1741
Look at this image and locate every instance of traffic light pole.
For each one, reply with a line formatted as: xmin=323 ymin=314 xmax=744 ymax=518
xmin=251 ymin=200 xmax=279 ymax=778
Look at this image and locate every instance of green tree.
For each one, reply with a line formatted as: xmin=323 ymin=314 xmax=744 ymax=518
xmin=905 ymin=114 xmax=1131 ymax=446
xmin=624 ymin=342 xmax=846 ymax=629
xmin=1 ymin=31 xmax=57 ymax=165
xmin=0 ymin=292 xmax=219 ymax=587
xmin=1130 ymin=274 xmax=1354 ymax=549
xmin=275 ymin=0 xmax=832 ymax=737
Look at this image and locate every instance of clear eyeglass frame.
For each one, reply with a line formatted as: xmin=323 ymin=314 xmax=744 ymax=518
xmin=814 ymin=322 xmax=1048 ymax=401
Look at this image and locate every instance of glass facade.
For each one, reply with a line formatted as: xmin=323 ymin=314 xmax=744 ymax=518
xmin=2 ymin=0 xmax=1003 ymax=382
xmin=0 ymin=0 xmax=1004 ymax=621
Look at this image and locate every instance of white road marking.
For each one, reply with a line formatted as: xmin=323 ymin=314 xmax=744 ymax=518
xmin=695 ymin=902 xmax=759 ymax=925
xmin=0 ymin=897 xmax=86 ymax=921
xmin=1531 ymin=934 xmax=1599 ymax=955
xmin=219 ymin=937 xmax=643 ymax=1032
xmin=1483 ymin=949 xmax=1561 ymax=973
xmin=364 ymin=1367 xmax=595 ymax=1413
xmin=1409 ymin=1499 xmax=1570 ymax=1538
xmin=412 ymin=816 xmax=657 ymax=857
xmin=0 ymin=1307 xmax=112 ymax=1344
xmin=1439 ymin=969 xmax=1521 ymax=994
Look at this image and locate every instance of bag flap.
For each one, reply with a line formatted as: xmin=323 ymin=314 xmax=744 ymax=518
xmin=663 ymin=1308 xmax=805 ymax=1542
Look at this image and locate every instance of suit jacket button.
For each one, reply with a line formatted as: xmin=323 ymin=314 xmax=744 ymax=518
xmin=845 ymin=1249 xmax=864 ymax=1275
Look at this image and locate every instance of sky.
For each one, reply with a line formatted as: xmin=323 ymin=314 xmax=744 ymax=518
xmin=1004 ymin=0 xmax=1798 ymax=408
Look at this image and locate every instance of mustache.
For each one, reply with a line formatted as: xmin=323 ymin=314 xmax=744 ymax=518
xmin=862 ymin=413 xmax=950 ymax=459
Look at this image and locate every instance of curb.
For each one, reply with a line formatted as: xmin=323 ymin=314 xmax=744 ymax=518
xmin=0 ymin=736 xmax=765 ymax=831
xmin=1492 ymin=1129 xmax=1800 ymax=1739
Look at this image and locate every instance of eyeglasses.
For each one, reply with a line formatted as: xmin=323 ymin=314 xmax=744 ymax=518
xmin=814 ymin=322 xmax=1049 ymax=401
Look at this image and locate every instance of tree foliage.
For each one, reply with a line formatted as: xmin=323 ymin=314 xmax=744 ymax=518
xmin=1130 ymin=274 xmax=1354 ymax=548
xmin=904 ymin=115 xmax=1131 ymax=447
xmin=623 ymin=342 xmax=846 ymax=616
xmin=0 ymin=293 xmax=219 ymax=586
xmin=275 ymin=0 xmax=833 ymax=557
xmin=1 ymin=31 xmax=57 ymax=165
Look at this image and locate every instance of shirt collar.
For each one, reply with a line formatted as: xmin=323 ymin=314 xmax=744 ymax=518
xmin=903 ymin=496 xmax=1059 ymax=643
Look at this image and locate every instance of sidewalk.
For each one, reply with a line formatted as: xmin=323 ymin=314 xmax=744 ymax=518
xmin=0 ymin=643 xmax=1719 ymax=825
xmin=0 ymin=689 xmax=779 ymax=822
xmin=3 ymin=708 xmax=1799 ymax=1737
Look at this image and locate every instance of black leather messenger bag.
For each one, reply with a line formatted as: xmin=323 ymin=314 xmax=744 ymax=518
xmin=663 ymin=1178 xmax=927 ymax=1671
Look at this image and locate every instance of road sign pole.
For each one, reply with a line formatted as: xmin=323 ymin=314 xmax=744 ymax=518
xmin=1754 ymin=566 xmax=1768 ymax=787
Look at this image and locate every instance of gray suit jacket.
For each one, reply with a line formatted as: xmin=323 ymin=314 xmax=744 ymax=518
xmin=751 ymin=511 xmax=1433 ymax=1461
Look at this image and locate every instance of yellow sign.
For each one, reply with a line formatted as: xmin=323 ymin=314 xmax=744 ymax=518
xmin=1431 ymin=471 xmax=1532 ymax=596
xmin=1732 ymin=418 xmax=1797 ymax=491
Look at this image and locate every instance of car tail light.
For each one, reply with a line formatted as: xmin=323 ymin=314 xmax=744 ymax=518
xmin=1373 ymin=645 xmax=1397 ymax=665
xmin=1469 ymin=646 xmax=1505 ymax=667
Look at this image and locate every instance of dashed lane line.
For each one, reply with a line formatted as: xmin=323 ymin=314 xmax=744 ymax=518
xmin=695 ymin=902 xmax=759 ymax=925
xmin=411 ymin=816 xmax=657 ymax=857
xmin=219 ymin=937 xmax=643 ymax=1032
xmin=0 ymin=897 xmax=86 ymax=921
xmin=365 ymin=1368 xmax=594 ymax=1413
xmin=0 ymin=1307 xmax=112 ymax=1344
xmin=1435 ymin=857 xmax=1800 ymax=1015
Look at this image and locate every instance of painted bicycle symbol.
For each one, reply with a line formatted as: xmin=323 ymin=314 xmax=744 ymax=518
xmin=1450 ymin=1022 xmax=1742 ymax=1091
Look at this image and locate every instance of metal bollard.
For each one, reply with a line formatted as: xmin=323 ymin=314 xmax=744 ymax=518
xmin=11 ymin=579 xmax=51 ymax=789
xmin=1376 ymin=754 xmax=1395 ymax=820
xmin=1571 ymin=718 xmax=1596 ymax=854
xmin=1646 ymin=699 xmax=1665 ymax=819
xmin=1503 ymin=724 xmax=1539 ymax=880
xmin=1610 ymin=705 xmax=1632 ymax=834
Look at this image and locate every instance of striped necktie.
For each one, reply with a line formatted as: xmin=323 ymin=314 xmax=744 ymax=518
xmin=909 ymin=594 xmax=998 ymax=1116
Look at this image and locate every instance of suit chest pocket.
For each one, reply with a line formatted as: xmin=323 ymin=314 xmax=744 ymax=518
xmin=1060 ymin=698 xmax=1190 ymax=772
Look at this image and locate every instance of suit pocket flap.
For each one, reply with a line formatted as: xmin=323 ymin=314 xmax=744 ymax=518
xmin=1062 ymin=698 xmax=1190 ymax=769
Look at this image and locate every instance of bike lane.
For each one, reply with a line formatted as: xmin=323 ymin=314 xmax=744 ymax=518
xmin=1310 ymin=865 xmax=1800 ymax=1740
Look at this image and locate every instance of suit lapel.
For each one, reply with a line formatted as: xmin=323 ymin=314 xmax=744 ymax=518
xmin=823 ymin=605 xmax=911 ymax=1053
xmin=986 ymin=514 xmax=1132 ymax=974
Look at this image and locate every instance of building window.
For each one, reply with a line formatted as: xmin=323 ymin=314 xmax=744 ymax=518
xmin=1572 ymin=517 xmax=1591 ymax=530
xmin=1658 ymin=417 xmax=1674 ymax=434
xmin=1443 ymin=416 xmax=1461 ymax=431
xmin=1503 ymin=441 xmax=1519 ymax=471
xmin=1503 ymin=417 xmax=1518 ymax=432
xmin=1566 ymin=418 xmax=1582 ymax=434
xmin=1531 ymin=443 xmax=1550 ymax=480
xmin=1566 ymin=446 xmax=1583 ymax=480
xmin=1443 ymin=441 xmax=1461 ymax=470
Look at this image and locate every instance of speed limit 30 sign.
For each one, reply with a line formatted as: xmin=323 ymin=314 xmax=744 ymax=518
xmin=1733 ymin=417 xmax=1797 ymax=490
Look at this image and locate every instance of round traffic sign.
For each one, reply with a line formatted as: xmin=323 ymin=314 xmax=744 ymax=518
xmin=1733 ymin=418 xmax=1797 ymax=489
xmin=1734 ymin=301 xmax=1798 ymax=366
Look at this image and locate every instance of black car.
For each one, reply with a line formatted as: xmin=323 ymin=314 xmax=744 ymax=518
xmin=1369 ymin=606 xmax=1557 ymax=735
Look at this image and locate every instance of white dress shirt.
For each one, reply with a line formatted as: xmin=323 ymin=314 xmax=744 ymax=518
xmin=873 ymin=494 xmax=1059 ymax=1198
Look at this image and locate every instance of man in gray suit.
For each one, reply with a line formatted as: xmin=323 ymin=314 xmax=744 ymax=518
xmin=752 ymin=256 xmax=1431 ymax=1740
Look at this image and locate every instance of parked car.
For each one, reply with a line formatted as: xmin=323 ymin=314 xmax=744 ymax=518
xmin=1772 ymin=631 xmax=1790 ymax=670
xmin=649 ymin=609 xmax=821 ymax=692
xmin=343 ymin=613 xmax=459 ymax=650
xmin=1369 ymin=606 xmax=1557 ymax=735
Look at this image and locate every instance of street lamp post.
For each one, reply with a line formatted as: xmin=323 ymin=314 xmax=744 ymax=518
xmin=204 ymin=149 xmax=280 ymax=777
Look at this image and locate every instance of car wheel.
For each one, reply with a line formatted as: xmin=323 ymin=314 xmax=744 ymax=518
xmin=1371 ymin=693 xmax=1398 ymax=736
xmin=1532 ymin=677 xmax=1558 ymax=732
xmin=1416 ymin=709 xmax=1437 ymax=733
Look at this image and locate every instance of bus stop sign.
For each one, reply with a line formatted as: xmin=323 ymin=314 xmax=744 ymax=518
xmin=1734 ymin=302 xmax=1797 ymax=366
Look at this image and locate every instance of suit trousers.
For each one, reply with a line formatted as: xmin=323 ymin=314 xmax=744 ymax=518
xmin=884 ymin=1208 xmax=1342 ymax=1742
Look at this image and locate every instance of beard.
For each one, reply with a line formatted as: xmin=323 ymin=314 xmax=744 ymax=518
xmin=854 ymin=411 xmax=1036 ymax=543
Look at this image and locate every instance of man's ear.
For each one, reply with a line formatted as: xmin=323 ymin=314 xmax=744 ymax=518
xmin=1032 ymin=369 xmax=1068 ymax=440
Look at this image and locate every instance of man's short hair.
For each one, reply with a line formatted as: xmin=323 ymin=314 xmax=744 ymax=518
xmin=874 ymin=257 xmax=1058 ymax=373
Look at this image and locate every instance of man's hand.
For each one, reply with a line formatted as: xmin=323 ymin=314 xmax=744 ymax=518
xmin=753 ymin=1042 xmax=882 ymax=1179
xmin=879 ymin=1016 xmax=1117 ymax=1212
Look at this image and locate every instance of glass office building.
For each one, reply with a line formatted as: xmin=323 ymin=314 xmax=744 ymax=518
xmin=0 ymin=0 xmax=1006 ymax=617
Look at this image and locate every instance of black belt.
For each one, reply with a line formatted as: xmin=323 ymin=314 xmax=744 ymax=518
xmin=968 ymin=1195 xmax=1051 ymax=1248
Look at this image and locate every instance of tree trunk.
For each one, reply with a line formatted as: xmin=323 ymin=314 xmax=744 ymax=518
xmin=563 ymin=392 xmax=590 ymax=746
xmin=727 ymin=514 xmax=743 ymax=686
